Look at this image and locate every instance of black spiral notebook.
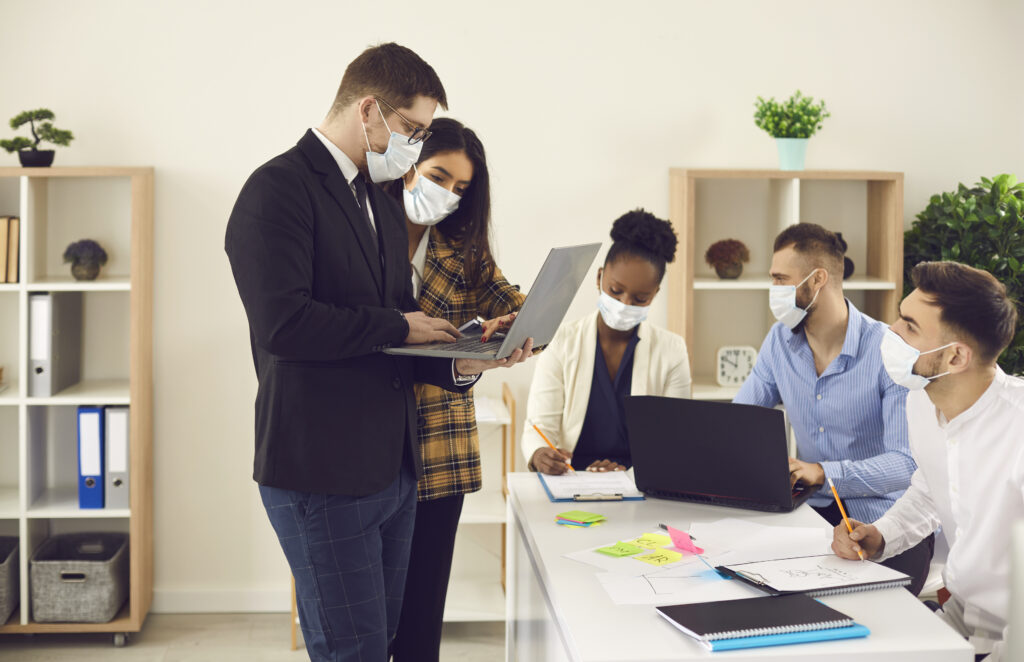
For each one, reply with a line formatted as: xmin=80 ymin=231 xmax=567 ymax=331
xmin=656 ymin=594 xmax=857 ymax=650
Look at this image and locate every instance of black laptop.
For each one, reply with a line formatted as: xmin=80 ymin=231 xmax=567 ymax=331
xmin=623 ymin=396 xmax=814 ymax=512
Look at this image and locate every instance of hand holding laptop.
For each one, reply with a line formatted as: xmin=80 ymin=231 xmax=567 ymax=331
xmin=455 ymin=337 xmax=535 ymax=376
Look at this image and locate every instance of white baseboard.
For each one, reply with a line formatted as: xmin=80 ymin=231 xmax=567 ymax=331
xmin=152 ymin=587 xmax=291 ymax=613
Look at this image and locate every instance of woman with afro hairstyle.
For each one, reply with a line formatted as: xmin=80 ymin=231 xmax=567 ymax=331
xmin=523 ymin=209 xmax=691 ymax=474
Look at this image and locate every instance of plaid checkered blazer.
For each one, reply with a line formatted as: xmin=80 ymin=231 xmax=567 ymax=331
xmin=414 ymin=230 xmax=526 ymax=501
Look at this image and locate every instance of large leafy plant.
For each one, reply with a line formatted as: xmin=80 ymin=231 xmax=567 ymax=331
xmin=903 ymin=174 xmax=1024 ymax=375
xmin=753 ymin=90 xmax=830 ymax=139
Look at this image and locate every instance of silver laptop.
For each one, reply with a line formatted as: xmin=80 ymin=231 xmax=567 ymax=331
xmin=384 ymin=243 xmax=601 ymax=360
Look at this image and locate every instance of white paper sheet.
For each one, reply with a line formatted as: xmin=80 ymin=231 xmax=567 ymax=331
xmin=722 ymin=554 xmax=910 ymax=593
xmin=540 ymin=471 xmax=644 ymax=500
xmin=596 ymin=571 xmax=764 ymax=605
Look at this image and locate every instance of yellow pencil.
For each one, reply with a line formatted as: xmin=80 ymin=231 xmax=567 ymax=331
xmin=828 ymin=477 xmax=864 ymax=561
xmin=532 ymin=424 xmax=576 ymax=473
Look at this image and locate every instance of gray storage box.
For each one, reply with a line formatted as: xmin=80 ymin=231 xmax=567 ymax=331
xmin=30 ymin=533 xmax=128 ymax=623
xmin=0 ymin=536 xmax=18 ymax=625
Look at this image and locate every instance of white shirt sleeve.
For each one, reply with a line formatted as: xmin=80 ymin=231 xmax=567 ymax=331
xmin=873 ymin=466 xmax=942 ymax=561
xmin=522 ymin=336 xmax=568 ymax=467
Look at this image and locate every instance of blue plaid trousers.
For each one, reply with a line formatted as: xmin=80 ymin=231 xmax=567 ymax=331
xmin=260 ymin=467 xmax=417 ymax=662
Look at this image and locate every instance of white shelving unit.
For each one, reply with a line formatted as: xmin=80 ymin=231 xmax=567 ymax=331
xmin=667 ymin=169 xmax=904 ymax=401
xmin=0 ymin=167 xmax=153 ymax=643
xmin=444 ymin=390 xmax=514 ymax=623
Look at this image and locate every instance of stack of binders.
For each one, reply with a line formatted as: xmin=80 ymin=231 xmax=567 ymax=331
xmin=0 ymin=216 xmax=19 ymax=284
xmin=77 ymin=406 xmax=130 ymax=510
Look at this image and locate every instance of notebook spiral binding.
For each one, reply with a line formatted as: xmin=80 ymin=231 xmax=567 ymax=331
xmin=804 ymin=578 xmax=911 ymax=598
xmin=706 ymin=618 xmax=854 ymax=641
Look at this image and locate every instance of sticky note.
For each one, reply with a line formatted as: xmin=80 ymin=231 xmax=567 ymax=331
xmin=665 ymin=524 xmax=705 ymax=554
xmin=557 ymin=510 xmax=605 ymax=524
xmin=596 ymin=541 xmax=644 ymax=557
xmin=628 ymin=533 xmax=672 ymax=550
xmin=634 ymin=549 xmax=683 ymax=567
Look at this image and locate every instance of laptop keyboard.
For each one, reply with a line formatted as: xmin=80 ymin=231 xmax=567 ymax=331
xmin=441 ymin=333 xmax=504 ymax=354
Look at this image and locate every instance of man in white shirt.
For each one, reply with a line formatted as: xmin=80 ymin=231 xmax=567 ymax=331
xmin=831 ymin=261 xmax=1023 ymax=661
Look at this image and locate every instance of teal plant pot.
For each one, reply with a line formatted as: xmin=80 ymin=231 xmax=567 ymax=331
xmin=775 ymin=138 xmax=808 ymax=171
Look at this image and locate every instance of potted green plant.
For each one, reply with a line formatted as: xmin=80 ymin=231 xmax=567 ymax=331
xmin=0 ymin=109 xmax=74 ymax=167
xmin=904 ymin=173 xmax=1024 ymax=374
xmin=705 ymin=239 xmax=750 ymax=279
xmin=63 ymin=240 xmax=108 ymax=281
xmin=753 ymin=91 xmax=830 ymax=171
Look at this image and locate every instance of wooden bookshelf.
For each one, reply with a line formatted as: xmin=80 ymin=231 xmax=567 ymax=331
xmin=0 ymin=166 xmax=153 ymax=646
xmin=667 ymin=169 xmax=904 ymax=400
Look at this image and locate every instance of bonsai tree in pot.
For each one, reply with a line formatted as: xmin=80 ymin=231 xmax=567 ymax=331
xmin=904 ymin=173 xmax=1024 ymax=375
xmin=753 ymin=91 xmax=830 ymax=171
xmin=63 ymin=240 xmax=108 ymax=281
xmin=0 ymin=109 xmax=74 ymax=167
xmin=705 ymin=239 xmax=750 ymax=279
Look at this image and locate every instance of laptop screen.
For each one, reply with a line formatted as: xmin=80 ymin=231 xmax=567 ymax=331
xmin=623 ymin=396 xmax=794 ymax=507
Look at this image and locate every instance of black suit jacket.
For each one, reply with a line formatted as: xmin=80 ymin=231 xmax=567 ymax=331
xmin=225 ymin=130 xmax=468 ymax=496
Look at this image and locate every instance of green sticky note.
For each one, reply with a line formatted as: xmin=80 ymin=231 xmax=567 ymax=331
xmin=628 ymin=533 xmax=672 ymax=550
xmin=634 ymin=549 xmax=683 ymax=567
xmin=557 ymin=510 xmax=605 ymax=524
xmin=595 ymin=541 xmax=644 ymax=557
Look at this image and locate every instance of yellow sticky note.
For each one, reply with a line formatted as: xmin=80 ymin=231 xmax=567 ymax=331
xmin=628 ymin=533 xmax=672 ymax=550
xmin=634 ymin=549 xmax=683 ymax=567
xmin=596 ymin=541 xmax=644 ymax=557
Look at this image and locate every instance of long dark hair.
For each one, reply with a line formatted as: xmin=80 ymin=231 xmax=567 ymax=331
xmin=385 ymin=117 xmax=493 ymax=286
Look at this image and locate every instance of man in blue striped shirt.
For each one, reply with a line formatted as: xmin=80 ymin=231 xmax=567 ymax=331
xmin=734 ymin=223 xmax=933 ymax=594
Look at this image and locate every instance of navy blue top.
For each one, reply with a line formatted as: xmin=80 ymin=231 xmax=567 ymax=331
xmin=573 ymin=330 xmax=641 ymax=469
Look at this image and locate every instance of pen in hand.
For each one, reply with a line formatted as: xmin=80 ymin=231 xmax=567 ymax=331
xmin=532 ymin=424 xmax=575 ymax=474
xmin=828 ymin=477 xmax=864 ymax=561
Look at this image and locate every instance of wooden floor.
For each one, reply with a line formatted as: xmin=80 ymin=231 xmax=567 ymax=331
xmin=0 ymin=614 xmax=505 ymax=661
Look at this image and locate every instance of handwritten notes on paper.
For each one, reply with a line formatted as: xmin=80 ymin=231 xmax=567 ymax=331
xmin=628 ymin=533 xmax=672 ymax=550
xmin=596 ymin=541 xmax=644 ymax=558
xmin=634 ymin=549 xmax=684 ymax=567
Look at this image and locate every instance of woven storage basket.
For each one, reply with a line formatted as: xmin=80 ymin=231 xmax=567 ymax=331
xmin=30 ymin=533 xmax=128 ymax=623
xmin=0 ymin=537 xmax=17 ymax=625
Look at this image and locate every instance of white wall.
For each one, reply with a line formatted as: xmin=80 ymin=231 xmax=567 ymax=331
xmin=1 ymin=0 xmax=1021 ymax=612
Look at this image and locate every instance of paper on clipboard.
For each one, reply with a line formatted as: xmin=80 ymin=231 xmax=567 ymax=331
xmin=539 ymin=471 xmax=644 ymax=501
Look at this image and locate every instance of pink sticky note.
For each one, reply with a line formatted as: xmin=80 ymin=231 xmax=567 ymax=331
xmin=666 ymin=524 xmax=704 ymax=555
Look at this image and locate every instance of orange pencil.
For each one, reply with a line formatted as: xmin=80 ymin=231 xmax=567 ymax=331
xmin=532 ymin=424 xmax=575 ymax=474
xmin=828 ymin=477 xmax=864 ymax=561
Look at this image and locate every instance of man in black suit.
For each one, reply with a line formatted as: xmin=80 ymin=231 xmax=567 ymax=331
xmin=225 ymin=43 xmax=531 ymax=662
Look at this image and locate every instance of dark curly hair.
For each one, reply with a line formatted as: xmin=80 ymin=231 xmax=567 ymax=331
xmin=604 ymin=209 xmax=678 ymax=282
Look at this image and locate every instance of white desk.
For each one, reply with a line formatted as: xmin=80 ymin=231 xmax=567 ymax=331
xmin=504 ymin=473 xmax=973 ymax=661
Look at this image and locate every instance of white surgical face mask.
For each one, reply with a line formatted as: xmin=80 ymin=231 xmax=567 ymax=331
xmin=597 ymin=274 xmax=649 ymax=331
xmin=880 ymin=328 xmax=958 ymax=390
xmin=403 ymin=166 xmax=461 ymax=226
xmin=362 ymin=100 xmax=423 ymax=183
xmin=769 ymin=269 xmax=822 ymax=330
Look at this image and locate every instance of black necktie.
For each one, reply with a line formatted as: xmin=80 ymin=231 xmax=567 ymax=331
xmin=352 ymin=174 xmax=384 ymax=273
xmin=351 ymin=174 xmax=377 ymax=242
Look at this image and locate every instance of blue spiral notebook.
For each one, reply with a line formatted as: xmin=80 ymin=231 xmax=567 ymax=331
xmin=656 ymin=593 xmax=870 ymax=652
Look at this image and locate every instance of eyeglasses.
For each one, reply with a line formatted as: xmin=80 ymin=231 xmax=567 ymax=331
xmin=375 ymin=97 xmax=432 ymax=144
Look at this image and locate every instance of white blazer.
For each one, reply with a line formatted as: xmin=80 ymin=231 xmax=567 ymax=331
xmin=522 ymin=312 xmax=691 ymax=466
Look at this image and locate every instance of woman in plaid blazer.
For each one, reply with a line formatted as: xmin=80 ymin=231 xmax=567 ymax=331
xmin=384 ymin=118 xmax=525 ymax=661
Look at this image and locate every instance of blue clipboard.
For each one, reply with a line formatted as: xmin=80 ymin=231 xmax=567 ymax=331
xmin=537 ymin=472 xmax=646 ymax=502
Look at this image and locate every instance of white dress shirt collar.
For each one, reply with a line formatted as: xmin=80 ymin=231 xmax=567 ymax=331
xmin=311 ymin=128 xmax=361 ymax=185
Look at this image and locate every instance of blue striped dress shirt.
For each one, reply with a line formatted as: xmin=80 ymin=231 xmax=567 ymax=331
xmin=734 ymin=300 xmax=915 ymax=523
